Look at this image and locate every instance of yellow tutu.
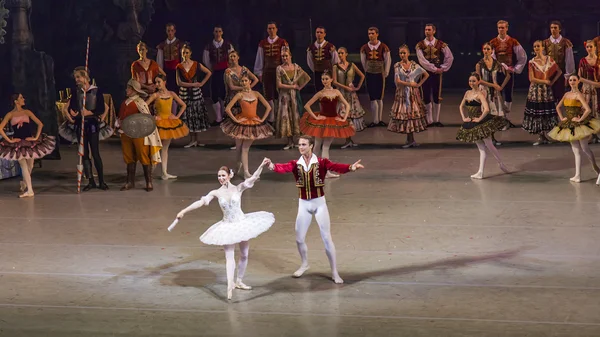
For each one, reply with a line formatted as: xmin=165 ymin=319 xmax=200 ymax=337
xmin=547 ymin=99 xmax=600 ymax=142
xmin=156 ymin=119 xmax=190 ymax=140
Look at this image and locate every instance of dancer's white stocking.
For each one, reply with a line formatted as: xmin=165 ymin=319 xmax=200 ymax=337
xmin=314 ymin=200 xmax=342 ymax=283
xmin=321 ymin=137 xmax=334 ymax=159
xmin=241 ymin=140 xmax=254 ymax=178
xmin=377 ymin=99 xmax=384 ymax=122
xmin=268 ymin=100 xmax=275 ymax=122
xmin=160 ymin=139 xmax=176 ymax=179
xmin=570 ymin=141 xmax=582 ymax=182
xmin=294 ymin=204 xmax=312 ymax=277
xmin=313 ymin=137 xmax=323 ymax=157
xmin=235 ymin=241 xmax=252 ymax=290
xmin=472 ymin=140 xmax=487 ymax=179
xmin=212 ymin=102 xmax=223 ymax=122
xmin=235 ymin=139 xmax=243 ymax=173
xmin=425 ymin=103 xmax=433 ymax=124
xmin=433 ymin=103 xmax=441 ymax=123
xmin=483 ymin=138 xmax=509 ymax=173
xmin=578 ymin=137 xmax=600 ymax=174
xmin=18 ymin=158 xmax=33 ymax=197
xmin=370 ymin=101 xmax=380 ymax=124
xmin=224 ymin=245 xmax=236 ymax=299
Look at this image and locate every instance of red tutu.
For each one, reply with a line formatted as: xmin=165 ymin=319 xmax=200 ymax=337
xmin=299 ymin=113 xmax=356 ymax=139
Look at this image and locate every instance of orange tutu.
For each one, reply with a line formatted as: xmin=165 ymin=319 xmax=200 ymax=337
xmin=156 ymin=118 xmax=190 ymax=140
xmin=299 ymin=113 xmax=356 ymax=138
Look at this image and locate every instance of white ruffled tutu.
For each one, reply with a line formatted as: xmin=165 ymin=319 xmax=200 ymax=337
xmin=200 ymin=211 xmax=275 ymax=245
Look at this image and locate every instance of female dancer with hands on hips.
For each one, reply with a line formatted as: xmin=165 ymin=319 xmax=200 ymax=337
xmin=174 ymin=158 xmax=275 ymax=300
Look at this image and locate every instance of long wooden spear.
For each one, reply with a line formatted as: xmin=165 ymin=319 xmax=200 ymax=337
xmin=77 ymin=37 xmax=90 ymax=193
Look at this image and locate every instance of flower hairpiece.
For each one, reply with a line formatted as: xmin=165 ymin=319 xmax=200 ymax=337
xmin=229 ymin=168 xmax=234 ymax=177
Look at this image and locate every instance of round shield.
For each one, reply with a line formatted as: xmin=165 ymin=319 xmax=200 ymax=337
xmin=121 ymin=113 xmax=156 ymax=139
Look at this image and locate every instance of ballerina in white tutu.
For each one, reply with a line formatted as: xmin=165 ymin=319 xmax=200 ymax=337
xmin=175 ymin=157 xmax=274 ymax=300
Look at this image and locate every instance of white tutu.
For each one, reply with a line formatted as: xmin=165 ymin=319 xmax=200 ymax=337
xmin=200 ymin=211 xmax=275 ymax=245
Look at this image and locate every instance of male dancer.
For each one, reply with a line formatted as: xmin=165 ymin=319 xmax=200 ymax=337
xmin=543 ymin=21 xmax=575 ymax=102
xmin=360 ymin=27 xmax=391 ymax=127
xmin=415 ymin=24 xmax=453 ymax=127
xmin=307 ymin=26 xmax=339 ymax=92
xmin=267 ymin=135 xmax=364 ymax=284
xmin=489 ymin=20 xmax=527 ymax=126
xmin=116 ymin=79 xmax=161 ymax=192
xmin=156 ymin=23 xmax=184 ymax=92
xmin=203 ymin=25 xmax=235 ymax=126
xmin=67 ymin=66 xmax=108 ymax=191
xmin=254 ymin=21 xmax=288 ymax=123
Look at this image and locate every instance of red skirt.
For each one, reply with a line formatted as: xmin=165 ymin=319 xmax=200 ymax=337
xmin=299 ymin=113 xmax=356 ymax=139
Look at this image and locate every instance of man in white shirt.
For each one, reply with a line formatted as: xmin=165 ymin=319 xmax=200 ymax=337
xmin=306 ymin=26 xmax=339 ymax=92
xmin=415 ymin=24 xmax=454 ymax=127
xmin=543 ymin=21 xmax=575 ymax=102
xmin=156 ymin=23 xmax=183 ymax=92
xmin=203 ymin=25 xmax=235 ymax=126
xmin=360 ymin=27 xmax=391 ymax=127
xmin=254 ymin=22 xmax=289 ymax=123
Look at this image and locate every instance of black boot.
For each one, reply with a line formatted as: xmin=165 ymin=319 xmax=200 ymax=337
xmin=142 ymin=165 xmax=153 ymax=192
xmin=120 ymin=163 xmax=136 ymax=191
xmin=82 ymin=160 xmax=96 ymax=192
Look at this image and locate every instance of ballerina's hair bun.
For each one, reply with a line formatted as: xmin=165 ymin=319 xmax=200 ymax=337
xmin=219 ymin=166 xmax=234 ymax=177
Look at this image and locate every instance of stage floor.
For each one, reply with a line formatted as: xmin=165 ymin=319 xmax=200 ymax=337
xmin=1 ymin=92 xmax=600 ymax=336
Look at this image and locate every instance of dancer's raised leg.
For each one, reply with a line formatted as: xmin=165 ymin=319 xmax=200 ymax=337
xmin=483 ymin=138 xmax=509 ymax=173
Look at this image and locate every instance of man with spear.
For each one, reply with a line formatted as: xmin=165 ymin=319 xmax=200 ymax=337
xmin=67 ymin=65 xmax=109 ymax=191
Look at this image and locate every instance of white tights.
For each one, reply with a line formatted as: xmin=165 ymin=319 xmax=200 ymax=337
xmin=18 ymin=158 xmax=34 ymax=197
xmin=294 ymin=197 xmax=342 ymax=283
xmin=160 ymin=139 xmax=172 ymax=177
xmin=235 ymin=139 xmax=254 ymax=178
xmin=472 ymin=138 xmax=507 ymax=179
xmin=223 ymin=241 xmax=250 ymax=292
xmin=569 ymin=137 xmax=599 ymax=182
xmin=313 ymin=137 xmax=334 ymax=159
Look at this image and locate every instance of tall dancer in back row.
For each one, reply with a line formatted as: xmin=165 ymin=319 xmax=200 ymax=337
xmin=360 ymin=27 xmax=391 ymax=128
xmin=203 ymin=25 xmax=235 ymax=126
xmin=489 ymin=20 xmax=527 ymax=126
xmin=307 ymin=26 xmax=339 ymax=92
xmin=415 ymin=23 xmax=454 ymax=127
xmin=254 ymin=21 xmax=289 ymax=124
xmin=542 ymin=21 xmax=575 ymax=102
xmin=267 ymin=135 xmax=364 ymax=284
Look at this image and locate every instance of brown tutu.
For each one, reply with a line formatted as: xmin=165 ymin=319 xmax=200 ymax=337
xmin=156 ymin=118 xmax=190 ymax=140
xmin=0 ymin=134 xmax=56 ymax=160
xmin=299 ymin=113 xmax=356 ymax=139
xmin=220 ymin=118 xmax=274 ymax=140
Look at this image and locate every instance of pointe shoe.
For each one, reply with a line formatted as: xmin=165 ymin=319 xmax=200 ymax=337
xmin=19 ymin=181 xmax=27 ymax=192
xmin=332 ymin=274 xmax=344 ymax=284
xmin=499 ymin=164 xmax=510 ymax=174
xmin=325 ymin=171 xmax=340 ymax=179
xmin=161 ymin=173 xmax=178 ymax=180
xmin=593 ymin=166 xmax=600 ymax=175
xmin=235 ymin=280 xmax=252 ymax=290
xmin=569 ymin=176 xmax=581 ymax=183
xmin=227 ymin=286 xmax=234 ymax=300
xmin=340 ymin=142 xmax=353 ymax=149
xmin=470 ymin=172 xmax=484 ymax=179
xmin=402 ymin=142 xmax=419 ymax=149
xmin=18 ymin=192 xmax=34 ymax=198
xmin=292 ymin=265 xmax=310 ymax=278
xmin=244 ymin=171 xmax=252 ymax=180
xmin=283 ymin=144 xmax=294 ymax=150
xmin=230 ymin=146 xmax=237 ymax=150
xmin=183 ymin=141 xmax=197 ymax=148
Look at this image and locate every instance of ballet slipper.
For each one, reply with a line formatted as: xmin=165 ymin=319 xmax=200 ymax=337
xmin=332 ymin=274 xmax=344 ymax=284
xmin=470 ymin=172 xmax=484 ymax=179
xmin=235 ymin=279 xmax=252 ymax=290
xmin=18 ymin=192 xmax=34 ymax=198
xmin=569 ymin=176 xmax=581 ymax=183
xmin=292 ymin=265 xmax=310 ymax=278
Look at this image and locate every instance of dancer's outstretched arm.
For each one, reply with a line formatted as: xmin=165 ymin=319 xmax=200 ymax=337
xmin=239 ymin=158 xmax=270 ymax=192
xmin=268 ymin=159 xmax=296 ymax=173
xmin=176 ymin=191 xmax=216 ymax=219
xmin=323 ymin=158 xmax=365 ymax=174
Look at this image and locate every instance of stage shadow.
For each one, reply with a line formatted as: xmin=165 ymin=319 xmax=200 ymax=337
xmin=241 ymin=247 xmax=529 ymax=303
